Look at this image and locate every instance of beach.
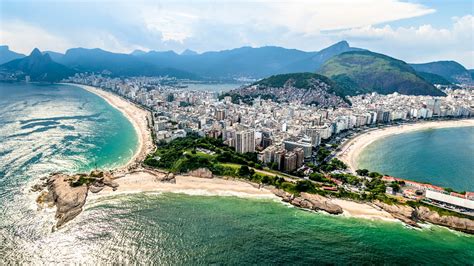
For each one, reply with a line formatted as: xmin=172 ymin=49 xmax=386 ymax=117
xmin=337 ymin=119 xmax=474 ymax=173
xmin=68 ymin=84 xmax=155 ymax=171
xmin=89 ymin=172 xmax=278 ymax=200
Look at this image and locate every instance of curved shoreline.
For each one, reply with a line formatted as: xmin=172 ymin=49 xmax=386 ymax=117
xmin=65 ymin=83 xmax=155 ymax=172
xmin=337 ymin=119 xmax=474 ymax=173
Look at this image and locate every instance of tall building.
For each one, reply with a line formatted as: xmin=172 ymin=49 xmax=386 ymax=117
xmin=305 ymin=128 xmax=321 ymax=147
xmin=294 ymin=148 xmax=304 ymax=168
xmin=235 ymin=129 xmax=255 ymax=153
xmin=274 ymin=150 xmax=286 ymax=170
xmin=284 ymin=140 xmax=312 ymax=159
xmin=283 ymin=152 xmax=297 ymax=172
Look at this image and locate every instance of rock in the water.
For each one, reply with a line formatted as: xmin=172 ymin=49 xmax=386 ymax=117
xmin=103 ymin=175 xmax=119 ymax=188
xmin=47 ymin=173 xmax=89 ymax=228
xmin=30 ymin=183 xmax=44 ymax=192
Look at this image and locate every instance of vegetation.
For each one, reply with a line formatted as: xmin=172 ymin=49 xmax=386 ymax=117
xmin=144 ymin=133 xmax=259 ymax=174
xmin=318 ymin=51 xmax=446 ymax=96
xmin=416 ymin=71 xmax=452 ymax=85
xmin=218 ymin=93 xmax=254 ymax=105
xmin=410 ymin=60 xmax=472 ymax=84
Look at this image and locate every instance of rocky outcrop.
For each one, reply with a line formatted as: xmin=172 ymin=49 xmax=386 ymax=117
xmin=46 ymin=173 xmax=89 ymax=228
xmin=373 ymin=201 xmax=419 ymax=227
xmin=295 ymin=193 xmax=343 ymax=214
xmin=416 ymin=206 xmax=474 ymax=234
xmin=33 ymin=171 xmax=120 ymax=228
xmin=187 ymin=168 xmax=213 ymax=179
xmin=373 ymin=201 xmax=474 ymax=233
xmin=271 ymin=188 xmax=293 ymax=202
xmin=271 ymin=189 xmax=343 ymax=215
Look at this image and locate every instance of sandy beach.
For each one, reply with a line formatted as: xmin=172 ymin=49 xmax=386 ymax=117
xmin=88 ymin=170 xmax=396 ymax=221
xmin=67 ymin=84 xmax=155 ymax=171
xmin=337 ymin=119 xmax=474 ymax=173
xmin=331 ymin=198 xmax=397 ymax=222
xmin=89 ymin=172 xmax=278 ymax=200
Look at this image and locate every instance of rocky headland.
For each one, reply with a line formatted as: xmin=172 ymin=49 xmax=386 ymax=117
xmin=33 ymin=170 xmax=119 ymax=228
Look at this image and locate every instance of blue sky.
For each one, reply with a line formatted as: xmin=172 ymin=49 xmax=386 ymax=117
xmin=1 ymin=0 xmax=473 ymax=67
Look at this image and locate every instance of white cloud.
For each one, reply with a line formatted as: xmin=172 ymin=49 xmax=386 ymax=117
xmin=137 ymin=0 xmax=435 ymax=43
xmin=335 ymin=15 xmax=474 ymax=67
xmin=0 ymin=20 xmax=148 ymax=54
xmin=0 ymin=20 xmax=73 ymax=54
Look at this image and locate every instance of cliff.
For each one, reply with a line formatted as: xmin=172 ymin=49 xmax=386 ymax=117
xmin=373 ymin=201 xmax=474 ymax=233
xmin=416 ymin=206 xmax=474 ymax=234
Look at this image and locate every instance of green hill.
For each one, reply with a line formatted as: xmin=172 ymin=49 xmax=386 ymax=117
xmin=416 ymin=71 xmax=452 ymax=85
xmin=318 ymin=51 xmax=445 ymax=96
xmin=228 ymin=72 xmax=350 ymax=107
xmin=0 ymin=48 xmax=75 ymax=82
xmin=411 ymin=61 xmax=472 ymax=84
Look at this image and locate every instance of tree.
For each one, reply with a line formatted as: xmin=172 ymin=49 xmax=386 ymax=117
xmin=238 ymin=165 xmax=250 ymax=177
xmin=295 ymin=180 xmax=316 ymax=193
xmin=309 ymin=172 xmax=325 ymax=182
xmin=389 ymin=182 xmax=400 ymax=192
xmin=368 ymin=171 xmax=382 ymax=178
xmin=356 ymin=169 xmax=369 ymax=176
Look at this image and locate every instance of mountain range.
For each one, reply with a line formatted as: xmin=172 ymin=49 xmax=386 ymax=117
xmin=0 ymin=41 xmax=471 ymax=95
xmin=0 ymin=45 xmax=25 ymax=64
xmin=0 ymin=48 xmax=75 ymax=82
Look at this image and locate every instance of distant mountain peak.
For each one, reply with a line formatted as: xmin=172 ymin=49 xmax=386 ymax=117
xmin=181 ymin=49 xmax=198 ymax=55
xmin=331 ymin=40 xmax=349 ymax=48
xmin=0 ymin=47 xmax=74 ymax=82
xmin=30 ymin=48 xmax=42 ymax=57
xmin=131 ymin=49 xmax=147 ymax=56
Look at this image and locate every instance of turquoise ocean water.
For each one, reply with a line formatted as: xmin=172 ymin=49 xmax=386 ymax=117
xmin=358 ymin=126 xmax=474 ymax=192
xmin=0 ymin=83 xmax=473 ymax=264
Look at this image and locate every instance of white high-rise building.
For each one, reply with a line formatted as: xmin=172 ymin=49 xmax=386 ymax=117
xmin=235 ymin=129 xmax=255 ymax=153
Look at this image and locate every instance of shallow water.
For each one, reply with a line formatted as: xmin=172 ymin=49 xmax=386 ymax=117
xmin=358 ymin=126 xmax=474 ymax=191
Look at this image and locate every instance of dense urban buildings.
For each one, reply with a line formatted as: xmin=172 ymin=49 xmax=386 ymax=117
xmin=67 ymin=74 xmax=473 ymax=176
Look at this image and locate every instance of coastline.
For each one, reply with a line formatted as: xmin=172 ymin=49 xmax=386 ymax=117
xmin=64 ymin=83 xmax=155 ymax=172
xmin=52 ymin=83 xmax=467 ymax=227
xmin=337 ymin=119 xmax=474 ymax=173
xmin=87 ymin=171 xmax=396 ymax=222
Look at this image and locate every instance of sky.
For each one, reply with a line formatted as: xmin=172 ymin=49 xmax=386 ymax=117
xmin=1 ymin=0 xmax=473 ymax=68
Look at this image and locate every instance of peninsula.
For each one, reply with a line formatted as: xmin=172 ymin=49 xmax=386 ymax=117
xmin=31 ymin=81 xmax=474 ymax=234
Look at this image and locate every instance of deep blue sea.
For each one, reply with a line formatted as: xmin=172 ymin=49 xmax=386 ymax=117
xmin=358 ymin=126 xmax=474 ymax=192
xmin=0 ymin=83 xmax=473 ymax=264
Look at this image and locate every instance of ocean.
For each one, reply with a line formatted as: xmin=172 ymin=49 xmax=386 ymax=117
xmin=357 ymin=126 xmax=474 ymax=192
xmin=0 ymin=83 xmax=473 ymax=264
